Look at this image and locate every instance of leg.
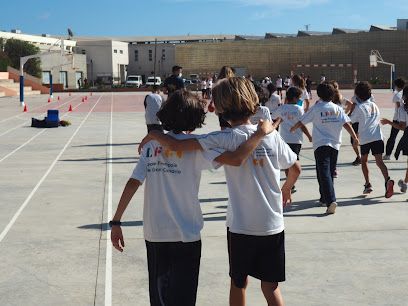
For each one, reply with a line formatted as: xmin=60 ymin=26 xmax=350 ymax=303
xmin=314 ymin=150 xmax=325 ymax=204
xmin=405 ymin=158 xmax=408 ymax=183
xmin=361 ymin=154 xmax=370 ymax=185
xmin=230 ymin=277 xmax=248 ymax=306
xmin=385 ymin=123 xmax=400 ymax=156
xmin=315 ymin=147 xmax=336 ymax=205
xmin=374 ymin=154 xmax=389 ymax=180
xmin=261 ymin=282 xmax=284 ymax=306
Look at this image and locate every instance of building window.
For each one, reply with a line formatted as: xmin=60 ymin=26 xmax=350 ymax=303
xmin=134 ymin=50 xmax=138 ymax=62
xmin=162 ymin=49 xmax=166 ymax=61
xmin=120 ymin=50 xmax=123 ymax=54
xmin=114 ymin=49 xmax=117 ymax=53
xmin=149 ymin=50 xmax=153 ymax=61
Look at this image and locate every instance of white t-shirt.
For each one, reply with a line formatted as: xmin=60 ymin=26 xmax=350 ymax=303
xmin=349 ymin=100 xmax=383 ymax=145
xmin=144 ymin=93 xmax=162 ymax=125
xmin=207 ymin=79 xmax=213 ymax=89
xmin=284 ymin=78 xmax=291 ymax=87
xmin=131 ymin=132 xmax=221 ymax=242
xmin=272 ymin=104 xmax=304 ymax=144
xmin=250 ymin=106 xmax=272 ymax=124
xmin=393 ymin=90 xmax=403 ymax=121
xmin=397 ymin=106 xmax=408 ymax=124
xmin=276 ymin=78 xmax=283 ymax=88
xmin=300 ymin=101 xmax=350 ymax=151
xmin=265 ymin=94 xmax=281 ymax=113
xmin=198 ymin=126 xmax=297 ymax=236
xmin=201 ymin=80 xmax=207 ymax=90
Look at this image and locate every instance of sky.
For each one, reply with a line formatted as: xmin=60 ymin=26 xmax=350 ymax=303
xmin=1 ymin=0 xmax=407 ymax=37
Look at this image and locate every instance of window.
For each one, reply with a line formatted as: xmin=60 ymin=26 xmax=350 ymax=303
xmin=162 ymin=49 xmax=166 ymax=61
xmin=114 ymin=49 xmax=117 ymax=53
xmin=134 ymin=50 xmax=139 ymax=62
xmin=120 ymin=50 xmax=123 ymax=54
xmin=149 ymin=49 xmax=153 ymax=61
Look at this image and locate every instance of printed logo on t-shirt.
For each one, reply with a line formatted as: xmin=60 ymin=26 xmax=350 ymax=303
xmin=282 ymin=111 xmax=299 ymax=121
xmin=252 ymin=158 xmax=265 ymax=167
xmin=145 ymin=146 xmax=183 ymax=159
xmin=320 ymin=110 xmax=341 ymax=123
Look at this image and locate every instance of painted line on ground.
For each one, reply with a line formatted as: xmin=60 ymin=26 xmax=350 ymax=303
xmin=105 ymin=93 xmax=113 ymax=306
xmin=0 ymin=94 xmax=104 ymax=244
xmin=0 ymin=98 xmax=88 ymax=164
xmin=0 ymin=96 xmax=79 ymax=137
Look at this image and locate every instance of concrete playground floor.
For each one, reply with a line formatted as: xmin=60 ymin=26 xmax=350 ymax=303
xmin=0 ymin=90 xmax=407 ymax=306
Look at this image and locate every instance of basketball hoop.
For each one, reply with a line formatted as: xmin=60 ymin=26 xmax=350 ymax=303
xmin=370 ymin=54 xmax=378 ymax=67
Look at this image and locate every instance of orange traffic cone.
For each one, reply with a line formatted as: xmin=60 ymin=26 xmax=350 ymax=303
xmin=85 ymin=96 xmax=88 ymax=101
xmin=81 ymin=97 xmax=85 ymax=102
xmin=23 ymin=105 xmax=28 ymax=112
xmin=57 ymin=96 xmax=60 ymax=101
xmin=48 ymin=97 xmax=51 ymax=103
xmin=68 ymin=104 xmax=73 ymax=112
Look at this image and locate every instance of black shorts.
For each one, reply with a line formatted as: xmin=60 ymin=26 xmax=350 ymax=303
xmin=277 ymin=87 xmax=283 ymax=93
xmin=288 ymin=143 xmax=302 ymax=160
xmin=227 ymin=229 xmax=285 ymax=288
xmin=146 ymin=240 xmax=201 ymax=306
xmin=361 ymin=140 xmax=384 ymax=156
xmin=350 ymin=122 xmax=359 ymax=144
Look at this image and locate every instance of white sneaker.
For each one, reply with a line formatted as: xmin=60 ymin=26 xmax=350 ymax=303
xmin=398 ymin=179 xmax=407 ymax=193
xmin=326 ymin=202 xmax=337 ymax=214
xmin=383 ymin=155 xmax=391 ymax=161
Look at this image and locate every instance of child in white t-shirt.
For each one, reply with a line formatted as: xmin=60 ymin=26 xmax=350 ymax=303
xmin=384 ymin=78 xmax=406 ymax=160
xmin=350 ymin=82 xmax=394 ymax=197
xmin=144 ymin=85 xmax=163 ymax=132
xmin=291 ymin=83 xmax=359 ymax=214
xmin=265 ymin=83 xmax=281 ymax=115
xmin=291 ymin=74 xmax=310 ymax=112
xmin=272 ymin=87 xmax=312 ymax=193
xmin=381 ymin=86 xmax=408 ymax=193
xmin=111 ymin=90 xmax=272 ymax=305
xmin=141 ymin=78 xmax=300 ymax=306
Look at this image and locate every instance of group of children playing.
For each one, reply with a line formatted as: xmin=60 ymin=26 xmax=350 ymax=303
xmin=110 ymin=73 xmax=408 ymax=305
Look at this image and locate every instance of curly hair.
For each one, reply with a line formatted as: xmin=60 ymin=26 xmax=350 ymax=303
xmin=157 ymin=90 xmax=206 ymax=133
xmin=354 ymin=81 xmax=372 ymax=102
xmin=317 ymin=82 xmax=336 ymax=102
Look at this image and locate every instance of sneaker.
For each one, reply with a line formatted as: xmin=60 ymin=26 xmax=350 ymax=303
xmin=333 ymin=169 xmax=338 ymax=178
xmin=352 ymin=157 xmax=361 ymax=166
xmin=326 ymin=202 xmax=337 ymax=214
xmin=383 ymin=155 xmax=391 ymax=161
xmin=291 ymin=185 xmax=297 ymax=194
xmin=398 ymin=179 xmax=407 ymax=193
xmin=385 ymin=178 xmax=394 ymax=198
xmin=363 ymin=183 xmax=373 ymax=194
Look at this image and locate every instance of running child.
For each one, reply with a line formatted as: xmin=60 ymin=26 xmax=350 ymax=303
xmin=144 ymin=85 xmax=163 ymax=133
xmin=265 ymin=83 xmax=281 ymax=115
xmin=111 ymin=90 xmax=273 ymax=306
xmin=384 ymin=78 xmax=406 ymax=160
xmin=291 ymin=74 xmax=310 ymax=112
xmin=272 ymin=87 xmax=312 ymax=193
xmin=276 ymin=75 xmax=283 ymax=99
xmin=381 ymin=85 xmax=408 ymax=193
xmin=141 ymin=77 xmax=301 ymax=306
xmin=291 ymin=82 xmax=359 ymax=214
xmin=350 ymin=82 xmax=394 ymax=197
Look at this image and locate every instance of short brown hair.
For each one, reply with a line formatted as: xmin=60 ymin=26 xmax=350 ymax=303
xmin=292 ymin=74 xmax=306 ymax=89
xmin=157 ymin=90 xmax=206 ymax=133
xmin=286 ymin=87 xmax=302 ymax=101
xmin=317 ymin=82 xmax=336 ymax=102
xmin=212 ymin=77 xmax=258 ymax=122
xmin=354 ymin=82 xmax=372 ymax=101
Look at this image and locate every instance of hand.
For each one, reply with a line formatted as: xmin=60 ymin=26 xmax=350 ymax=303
xmin=308 ymin=135 xmax=313 ymax=142
xmin=380 ymin=118 xmax=391 ymax=125
xmin=256 ymin=119 xmax=274 ymax=136
xmin=290 ymin=126 xmax=296 ymax=133
xmin=281 ymin=186 xmax=292 ymax=207
xmin=111 ymin=226 xmax=125 ymax=252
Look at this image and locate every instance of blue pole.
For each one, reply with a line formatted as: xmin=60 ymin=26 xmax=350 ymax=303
xmin=50 ymin=74 xmax=53 ymax=97
xmin=19 ymin=75 xmax=24 ymax=104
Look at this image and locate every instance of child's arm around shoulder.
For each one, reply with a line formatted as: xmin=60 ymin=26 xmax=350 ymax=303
xmin=138 ymin=130 xmax=202 ymax=154
xmin=214 ymin=120 xmax=275 ymax=166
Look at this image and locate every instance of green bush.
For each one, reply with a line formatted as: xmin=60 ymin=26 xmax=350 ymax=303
xmin=3 ymin=39 xmax=42 ymax=78
xmin=0 ymin=51 xmax=11 ymax=72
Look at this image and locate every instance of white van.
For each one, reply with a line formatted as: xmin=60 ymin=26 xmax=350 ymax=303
xmin=146 ymin=76 xmax=162 ymax=86
xmin=125 ymin=75 xmax=143 ymax=88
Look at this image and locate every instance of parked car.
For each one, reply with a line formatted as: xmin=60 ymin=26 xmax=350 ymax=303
xmin=125 ymin=75 xmax=143 ymax=87
xmin=184 ymin=79 xmax=193 ymax=85
xmin=146 ymin=76 xmax=162 ymax=86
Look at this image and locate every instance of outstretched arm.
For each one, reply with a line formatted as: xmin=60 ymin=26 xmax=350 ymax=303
xmin=138 ymin=130 xmax=201 ymax=154
xmin=281 ymin=161 xmax=301 ymax=207
xmin=343 ymin=122 xmax=360 ymax=146
xmin=291 ymin=121 xmax=304 ymax=133
xmin=215 ymin=120 xmax=275 ymax=166
xmin=381 ymin=118 xmax=406 ymax=130
xmin=111 ymin=179 xmax=141 ymax=252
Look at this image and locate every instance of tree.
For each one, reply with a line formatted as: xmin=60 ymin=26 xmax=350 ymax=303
xmin=4 ymin=39 xmax=42 ymax=77
xmin=0 ymin=51 xmax=11 ymax=72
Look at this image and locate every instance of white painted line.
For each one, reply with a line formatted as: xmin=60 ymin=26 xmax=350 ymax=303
xmin=0 ymin=94 xmax=104 ymax=244
xmin=0 ymin=100 xmax=84 ymax=164
xmin=0 ymin=96 xmax=78 ymax=138
xmin=105 ymin=93 xmax=113 ymax=306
